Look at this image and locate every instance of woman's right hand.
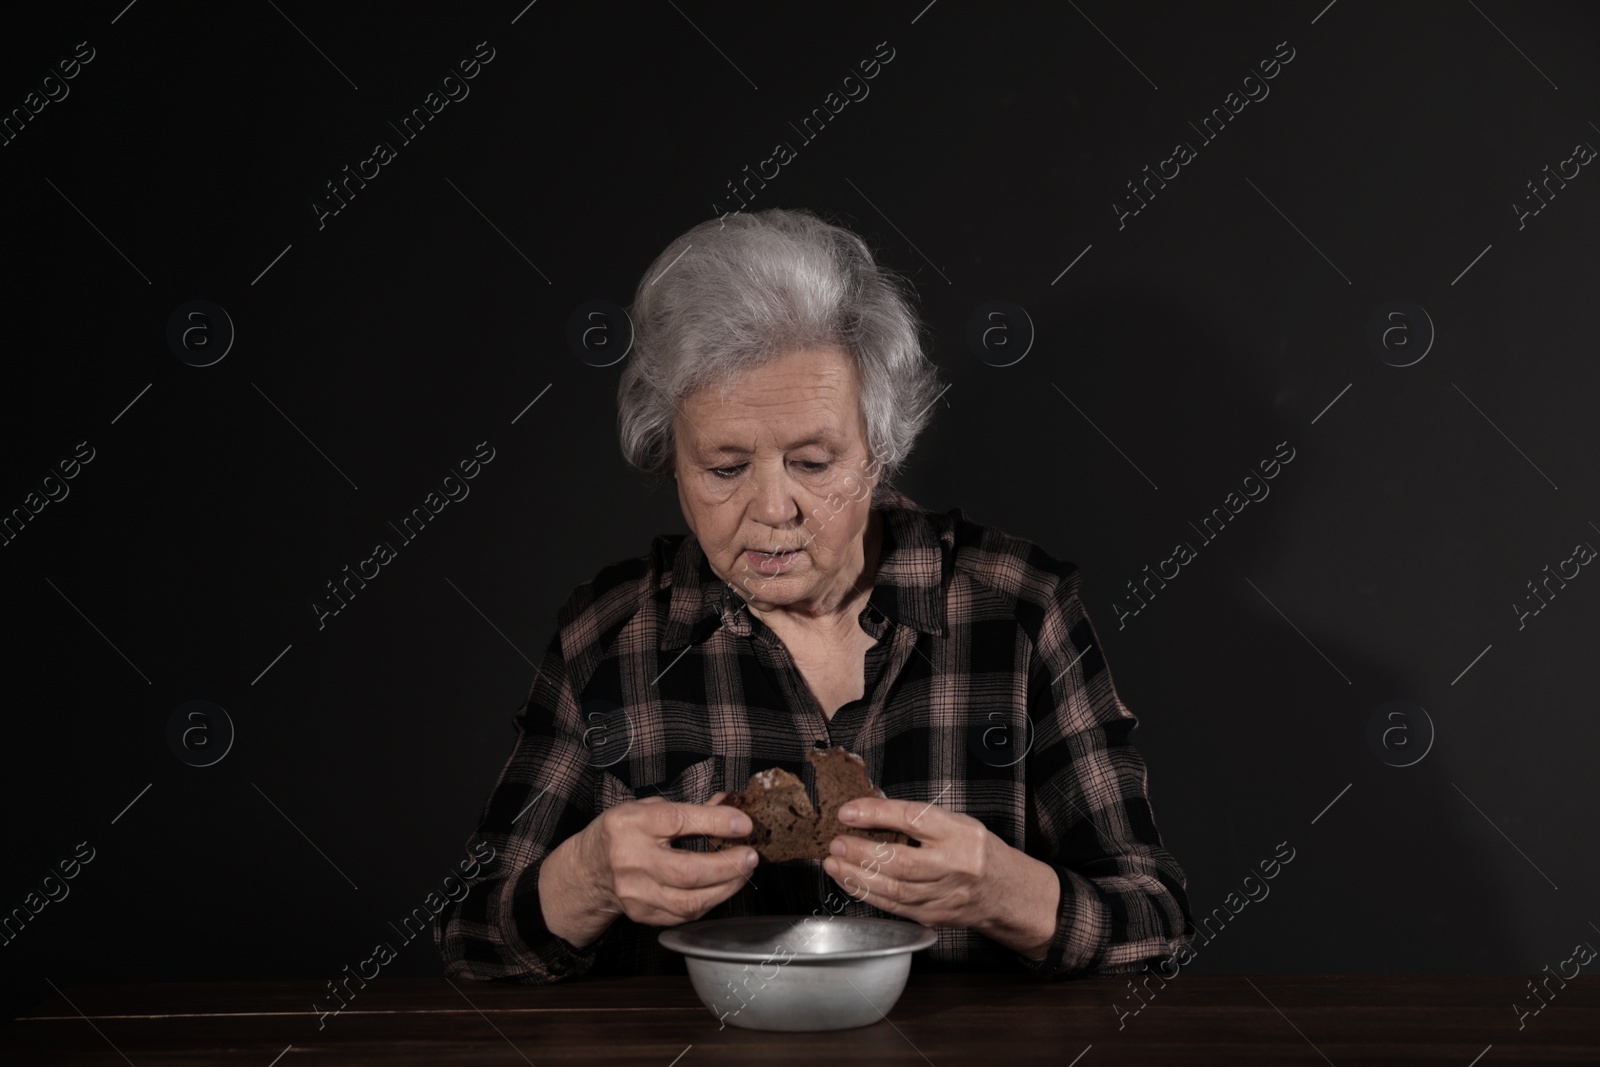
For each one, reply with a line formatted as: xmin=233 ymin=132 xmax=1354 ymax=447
xmin=541 ymin=792 xmax=757 ymax=945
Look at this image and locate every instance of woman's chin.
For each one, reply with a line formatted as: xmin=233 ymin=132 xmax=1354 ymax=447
xmin=727 ymin=572 xmax=812 ymax=608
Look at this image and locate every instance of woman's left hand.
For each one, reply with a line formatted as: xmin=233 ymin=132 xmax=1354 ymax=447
xmin=824 ymin=797 xmax=1061 ymax=958
xmin=822 ymin=797 xmax=1009 ymax=929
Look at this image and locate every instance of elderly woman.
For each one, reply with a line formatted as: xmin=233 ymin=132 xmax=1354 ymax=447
xmin=434 ymin=208 xmax=1192 ymax=982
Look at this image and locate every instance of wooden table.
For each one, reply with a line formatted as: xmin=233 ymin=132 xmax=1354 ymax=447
xmin=4 ymin=973 xmax=1596 ymax=1064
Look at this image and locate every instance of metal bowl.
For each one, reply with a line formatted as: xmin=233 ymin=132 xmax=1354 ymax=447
xmin=658 ymin=915 xmax=937 ymax=1032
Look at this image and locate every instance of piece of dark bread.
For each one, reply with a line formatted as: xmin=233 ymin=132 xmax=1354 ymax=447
xmin=806 ymin=746 xmax=911 ymax=857
xmin=710 ymin=746 xmax=913 ymax=863
xmin=714 ymin=767 xmax=817 ymax=863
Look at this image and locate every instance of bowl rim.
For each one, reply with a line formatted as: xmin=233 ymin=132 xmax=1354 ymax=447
xmin=658 ymin=915 xmax=938 ymax=962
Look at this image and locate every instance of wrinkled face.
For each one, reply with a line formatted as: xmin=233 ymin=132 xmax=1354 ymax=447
xmin=672 ymin=347 xmax=881 ymax=614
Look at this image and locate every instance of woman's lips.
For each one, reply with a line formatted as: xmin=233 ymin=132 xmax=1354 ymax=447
xmin=743 ymin=548 xmax=800 ymax=574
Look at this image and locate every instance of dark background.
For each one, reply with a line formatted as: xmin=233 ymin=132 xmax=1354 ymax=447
xmin=3 ymin=0 xmax=1597 ymax=1026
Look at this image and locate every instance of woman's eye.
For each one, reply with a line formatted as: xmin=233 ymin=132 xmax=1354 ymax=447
xmin=709 ymin=461 xmax=828 ymax=478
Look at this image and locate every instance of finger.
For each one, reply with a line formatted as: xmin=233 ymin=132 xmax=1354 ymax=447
xmin=836 ymin=796 xmax=940 ymax=839
xmin=616 ymin=852 xmax=750 ymax=914
xmin=653 ymin=846 xmax=759 ymax=890
xmin=826 ymin=834 xmax=922 ymax=880
xmin=671 ymin=879 xmax=747 ymax=922
xmin=634 ymin=877 xmax=746 ymax=926
xmin=822 ymin=859 xmax=905 ymax=910
xmin=636 ymin=796 xmax=752 ymax=841
xmin=841 ymin=870 xmax=930 ymax=920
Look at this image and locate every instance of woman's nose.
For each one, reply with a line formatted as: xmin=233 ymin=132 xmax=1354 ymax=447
xmin=747 ymin=461 xmax=801 ymax=524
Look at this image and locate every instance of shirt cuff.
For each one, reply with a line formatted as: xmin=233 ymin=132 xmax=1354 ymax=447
xmin=1011 ymin=861 xmax=1110 ymax=979
xmin=505 ymin=855 xmax=602 ymax=982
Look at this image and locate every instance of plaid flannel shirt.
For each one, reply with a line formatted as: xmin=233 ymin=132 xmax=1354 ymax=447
xmin=434 ymin=484 xmax=1193 ymax=982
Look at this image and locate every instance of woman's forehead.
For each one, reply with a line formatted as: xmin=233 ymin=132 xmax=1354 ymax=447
xmin=685 ymin=423 xmax=854 ymax=457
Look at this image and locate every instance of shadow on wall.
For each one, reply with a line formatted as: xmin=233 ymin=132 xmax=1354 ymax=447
xmin=902 ymin=292 xmax=1519 ymax=973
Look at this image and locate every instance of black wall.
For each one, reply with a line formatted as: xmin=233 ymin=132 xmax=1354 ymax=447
xmin=4 ymin=0 xmax=1598 ymax=1021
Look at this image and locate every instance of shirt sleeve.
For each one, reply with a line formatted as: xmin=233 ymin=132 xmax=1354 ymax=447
xmin=1012 ymin=561 xmax=1194 ymax=978
xmin=432 ymin=623 xmax=608 ymax=983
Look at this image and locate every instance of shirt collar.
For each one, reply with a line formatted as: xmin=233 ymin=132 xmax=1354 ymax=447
xmin=659 ymin=483 xmax=948 ymax=651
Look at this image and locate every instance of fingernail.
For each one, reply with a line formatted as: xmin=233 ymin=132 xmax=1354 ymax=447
xmin=838 ymin=804 xmax=858 ymax=822
xmin=743 ymin=849 xmax=759 ymax=867
xmin=829 ymin=838 xmax=847 ymax=856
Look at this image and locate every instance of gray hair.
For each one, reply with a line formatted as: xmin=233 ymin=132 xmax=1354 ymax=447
xmin=616 ymin=208 xmax=944 ymax=491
